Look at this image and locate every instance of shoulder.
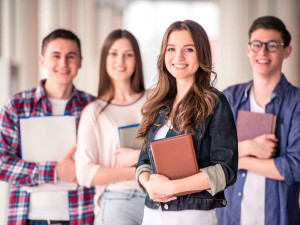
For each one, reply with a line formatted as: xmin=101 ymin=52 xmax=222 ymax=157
xmin=1 ymin=87 xmax=37 ymax=113
xmin=223 ymin=82 xmax=249 ymax=97
xmin=75 ymin=89 xmax=96 ymax=104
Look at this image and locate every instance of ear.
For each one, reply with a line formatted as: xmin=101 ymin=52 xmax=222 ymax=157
xmin=40 ymin=55 xmax=45 ymax=68
xmin=246 ymin=43 xmax=251 ymax=57
xmin=283 ymin=45 xmax=292 ymax=59
xmin=78 ymin=57 xmax=82 ymax=69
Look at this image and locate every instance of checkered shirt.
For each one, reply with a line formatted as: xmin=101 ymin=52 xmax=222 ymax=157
xmin=0 ymin=80 xmax=96 ymax=225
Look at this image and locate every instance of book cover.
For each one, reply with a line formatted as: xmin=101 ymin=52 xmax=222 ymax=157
xmin=236 ymin=110 xmax=277 ymax=141
xmin=150 ymin=133 xmax=199 ymax=196
xmin=118 ymin=124 xmax=143 ymax=149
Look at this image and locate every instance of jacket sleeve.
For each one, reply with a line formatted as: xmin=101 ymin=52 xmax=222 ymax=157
xmin=206 ymin=93 xmax=238 ymax=188
xmin=0 ymin=101 xmax=56 ymax=186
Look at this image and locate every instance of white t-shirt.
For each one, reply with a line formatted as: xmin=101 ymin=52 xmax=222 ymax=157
xmin=28 ymin=98 xmax=70 ymax=220
xmin=240 ymin=88 xmax=266 ymax=225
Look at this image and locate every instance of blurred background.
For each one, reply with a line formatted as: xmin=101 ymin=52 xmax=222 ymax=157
xmin=0 ymin=0 xmax=299 ymax=223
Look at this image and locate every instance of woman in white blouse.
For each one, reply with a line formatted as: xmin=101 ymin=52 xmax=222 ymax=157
xmin=75 ymin=29 xmax=147 ymax=225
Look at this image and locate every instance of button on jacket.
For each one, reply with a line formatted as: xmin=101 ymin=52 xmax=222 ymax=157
xmin=216 ymin=75 xmax=300 ymax=225
xmin=136 ymin=92 xmax=238 ymax=211
xmin=0 ymin=80 xmax=95 ymax=225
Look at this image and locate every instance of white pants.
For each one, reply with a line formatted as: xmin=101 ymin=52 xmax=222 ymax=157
xmin=142 ymin=206 xmax=219 ymax=225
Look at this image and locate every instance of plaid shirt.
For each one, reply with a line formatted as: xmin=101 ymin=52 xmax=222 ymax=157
xmin=0 ymin=80 xmax=96 ymax=225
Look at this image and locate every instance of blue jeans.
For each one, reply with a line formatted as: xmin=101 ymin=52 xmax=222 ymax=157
xmin=94 ymin=189 xmax=145 ymax=225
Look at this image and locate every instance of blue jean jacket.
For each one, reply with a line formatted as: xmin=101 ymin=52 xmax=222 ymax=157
xmin=136 ymin=93 xmax=238 ymax=211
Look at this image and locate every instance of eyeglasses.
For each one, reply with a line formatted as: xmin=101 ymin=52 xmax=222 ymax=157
xmin=248 ymin=40 xmax=285 ymax=53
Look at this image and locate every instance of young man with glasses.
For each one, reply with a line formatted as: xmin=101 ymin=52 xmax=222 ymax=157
xmin=0 ymin=29 xmax=95 ymax=225
xmin=216 ymin=16 xmax=300 ymax=225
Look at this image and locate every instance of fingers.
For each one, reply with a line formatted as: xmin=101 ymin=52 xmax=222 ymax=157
xmin=64 ymin=145 xmax=77 ymax=159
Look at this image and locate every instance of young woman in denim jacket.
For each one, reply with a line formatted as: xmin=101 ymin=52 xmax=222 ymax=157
xmin=135 ymin=20 xmax=238 ymax=225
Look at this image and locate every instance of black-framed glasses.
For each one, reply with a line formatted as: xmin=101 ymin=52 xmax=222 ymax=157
xmin=248 ymin=40 xmax=284 ymax=53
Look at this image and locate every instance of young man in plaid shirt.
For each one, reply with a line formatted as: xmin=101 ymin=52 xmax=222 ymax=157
xmin=0 ymin=29 xmax=95 ymax=225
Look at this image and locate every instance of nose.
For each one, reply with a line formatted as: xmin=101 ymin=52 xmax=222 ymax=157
xmin=175 ymin=49 xmax=184 ymax=60
xmin=258 ymin=43 xmax=268 ymax=55
xmin=59 ymin=57 xmax=67 ymax=66
xmin=116 ymin=54 xmax=125 ymax=63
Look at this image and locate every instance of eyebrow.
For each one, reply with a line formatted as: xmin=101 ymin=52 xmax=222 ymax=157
xmin=167 ymin=44 xmax=195 ymax=47
xmin=51 ymin=51 xmax=79 ymax=55
xmin=109 ymin=48 xmax=134 ymax=52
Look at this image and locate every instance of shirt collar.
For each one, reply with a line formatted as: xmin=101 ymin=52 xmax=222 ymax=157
xmin=242 ymin=73 xmax=288 ymax=102
xmin=35 ymin=79 xmax=81 ymax=104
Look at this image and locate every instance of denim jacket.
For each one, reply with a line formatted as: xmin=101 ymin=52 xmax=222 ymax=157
xmin=136 ymin=93 xmax=238 ymax=211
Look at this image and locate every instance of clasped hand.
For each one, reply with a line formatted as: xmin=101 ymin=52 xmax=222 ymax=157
xmin=145 ymin=174 xmax=177 ymax=203
xmin=114 ymin=147 xmax=140 ymax=168
xmin=56 ymin=145 xmax=77 ymax=183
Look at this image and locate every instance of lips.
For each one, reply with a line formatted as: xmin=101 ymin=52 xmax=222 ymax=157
xmin=114 ymin=66 xmax=126 ymax=72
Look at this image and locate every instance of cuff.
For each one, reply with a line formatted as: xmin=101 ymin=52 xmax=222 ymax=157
xmin=135 ymin=164 xmax=152 ymax=194
xmin=200 ymin=164 xmax=226 ymax=196
xmin=36 ymin=161 xmax=56 ymax=184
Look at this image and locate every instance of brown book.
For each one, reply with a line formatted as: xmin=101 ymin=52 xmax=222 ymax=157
xmin=150 ymin=133 xmax=199 ymax=196
xmin=236 ymin=110 xmax=277 ymax=141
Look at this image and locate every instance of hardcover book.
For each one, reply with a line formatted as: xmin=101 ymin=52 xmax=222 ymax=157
xmin=236 ymin=110 xmax=277 ymax=141
xmin=150 ymin=133 xmax=199 ymax=196
xmin=118 ymin=124 xmax=143 ymax=149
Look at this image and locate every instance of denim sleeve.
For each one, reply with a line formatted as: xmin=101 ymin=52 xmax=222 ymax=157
xmin=274 ymin=100 xmax=300 ymax=184
xmin=207 ymin=94 xmax=238 ymax=187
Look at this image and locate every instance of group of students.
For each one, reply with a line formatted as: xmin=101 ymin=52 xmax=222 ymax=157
xmin=0 ymin=15 xmax=299 ymax=225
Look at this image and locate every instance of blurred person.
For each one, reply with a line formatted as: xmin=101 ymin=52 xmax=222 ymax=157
xmin=0 ymin=29 xmax=95 ymax=225
xmin=216 ymin=16 xmax=300 ymax=225
xmin=75 ymin=29 xmax=146 ymax=225
xmin=135 ymin=20 xmax=238 ymax=225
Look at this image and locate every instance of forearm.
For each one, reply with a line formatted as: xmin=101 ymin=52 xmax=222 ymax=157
xmin=167 ymin=172 xmax=210 ymax=196
xmin=91 ymin=166 xmax=135 ymax=186
xmin=238 ymin=140 xmax=250 ymax=157
xmin=239 ymin=157 xmax=284 ymax=180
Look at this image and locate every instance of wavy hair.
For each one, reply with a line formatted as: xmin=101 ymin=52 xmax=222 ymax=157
xmin=137 ymin=20 xmax=219 ymax=140
xmin=97 ymin=29 xmax=145 ymax=113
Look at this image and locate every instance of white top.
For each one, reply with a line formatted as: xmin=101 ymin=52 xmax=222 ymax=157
xmin=28 ymin=98 xmax=69 ymax=220
xmin=75 ymin=92 xmax=147 ymax=206
xmin=240 ymin=88 xmax=265 ymax=225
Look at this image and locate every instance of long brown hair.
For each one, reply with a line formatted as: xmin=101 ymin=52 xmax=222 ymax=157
xmin=137 ymin=20 xmax=218 ymax=140
xmin=97 ymin=29 xmax=145 ymax=112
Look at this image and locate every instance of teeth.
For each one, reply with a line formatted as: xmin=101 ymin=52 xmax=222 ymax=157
xmin=257 ymin=60 xmax=269 ymax=64
xmin=174 ymin=64 xmax=187 ymax=68
xmin=115 ymin=67 xmax=126 ymax=71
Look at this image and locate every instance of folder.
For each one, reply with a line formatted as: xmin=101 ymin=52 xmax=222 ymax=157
xmin=150 ymin=133 xmax=199 ymax=196
xmin=118 ymin=124 xmax=143 ymax=149
xmin=19 ymin=115 xmax=77 ymax=192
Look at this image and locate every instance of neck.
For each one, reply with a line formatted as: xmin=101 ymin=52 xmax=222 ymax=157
xmin=44 ymin=80 xmax=73 ymax=99
xmin=104 ymin=80 xmax=141 ymax=105
xmin=174 ymin=78 xmax=193 ymax=106
xmin=252 ymin=72 xmax=281 ymax=107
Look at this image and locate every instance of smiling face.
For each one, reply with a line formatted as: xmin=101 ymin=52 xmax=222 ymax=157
xmin=106 ymin=38 xmax=136 ymax=84
xmin=40 ymin=38 xmax=82 ymax=88
xmin=247 ymin=28 xmax=291 ymax=78
xmin=164 ymin=30 xmax=199 ymax=83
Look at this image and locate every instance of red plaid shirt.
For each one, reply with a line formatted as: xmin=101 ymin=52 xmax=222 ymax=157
xmin=0 ymin=80 xmax=95 ymax=225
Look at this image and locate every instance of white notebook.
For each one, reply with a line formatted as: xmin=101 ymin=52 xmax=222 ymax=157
xmin=19 ymin=115 xmax=77 ymax=192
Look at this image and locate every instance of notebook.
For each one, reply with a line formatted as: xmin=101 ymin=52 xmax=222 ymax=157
xmin=236 ymin=110 xmax=277 ymax=141
xmin=19 ymin=115 xmax=78 ymax=192
xmin=150 ymin=133 xmax=199 ymax=196
xmin=118 ymin=124 xmax=143 ymax=149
